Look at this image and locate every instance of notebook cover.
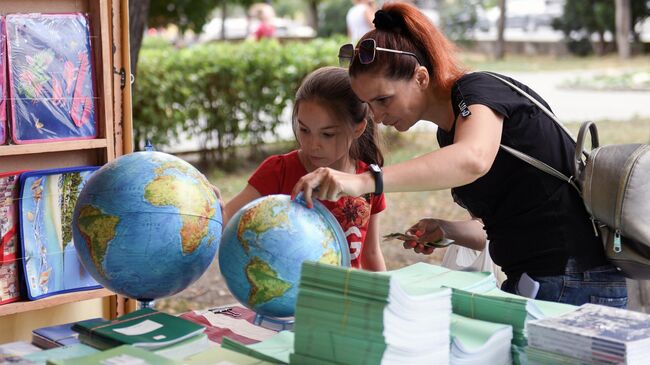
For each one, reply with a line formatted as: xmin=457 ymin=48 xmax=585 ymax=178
xmin=19 ymin=166 xmax=101 ymax=300
xmin=0 ymin=259 xmax=20 ymax=305
xmin=6 ymin=13 xmax=97 ymax=144
xmin=0 ymin=16 xmax=6 ymax=145
xmin=1 ymin=171 xmax=26 ymax=262
xmin=32 ymin=319 xmax=100 ymax=349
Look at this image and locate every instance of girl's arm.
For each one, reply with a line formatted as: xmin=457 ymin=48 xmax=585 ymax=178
xmin=292 ymin=104 xmax=504 ymax=206
xmin=223 ymin=184 xmax=261 ymax=227
xmin=360 ymin=214 xmax=387 ymax=271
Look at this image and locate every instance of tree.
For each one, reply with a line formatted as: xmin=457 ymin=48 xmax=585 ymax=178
xmin=494 ymin=0 xmax=506 ymax=60
xmin=616 ymin=0 xmax=632 ymax=59
xmin=130 ymin=0 xmax=255 ymax=75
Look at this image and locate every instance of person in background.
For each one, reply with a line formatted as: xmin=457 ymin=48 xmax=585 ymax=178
xmin=250 ymin=3 xmax=276 ymax=40
xmin=224 ymin=67 xmax=387 ymax=271
xmin=292 ymin=3 xmax=627 ymax=307
xmin=346 ymin=0 xmax=375 ymax=43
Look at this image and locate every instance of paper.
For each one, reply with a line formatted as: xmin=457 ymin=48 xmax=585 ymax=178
xmin=383 ymin=232 xmax=454 ymax=248
xmin=113 ymin=320 xmax=163 ymax=336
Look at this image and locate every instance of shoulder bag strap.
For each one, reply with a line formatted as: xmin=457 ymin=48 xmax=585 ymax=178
xmin=479 ymin=71 xmax=581 ymax=194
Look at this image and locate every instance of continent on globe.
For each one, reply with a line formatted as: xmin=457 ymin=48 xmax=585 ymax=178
xmin=219 ymin=194 xmax=350 ymax=318
xmin=246 ymin=256 xmax=291 ymax=307
xmin=72 ymin=151 xmax=222 ymax=301
xmin=237 ymin=198 xmax=290 ymax=253
xmin=75 ymin=205 xmax=119 ymax=278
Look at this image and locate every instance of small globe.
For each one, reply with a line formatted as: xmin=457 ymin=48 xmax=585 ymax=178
xmin=219 ymin=194 xmax=350 ymax=318
xmin=72 ymin=151 xmax=222 ymax=301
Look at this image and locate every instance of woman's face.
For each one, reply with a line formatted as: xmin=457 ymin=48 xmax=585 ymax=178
xmin=351 ymin=72 xmax=424 ymax=132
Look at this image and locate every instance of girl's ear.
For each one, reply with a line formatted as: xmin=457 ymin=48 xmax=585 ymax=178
xmin=414 ymin=66 xmax=430 ymax=90
xmin=353 ymin=118 xmax=368 ymax=139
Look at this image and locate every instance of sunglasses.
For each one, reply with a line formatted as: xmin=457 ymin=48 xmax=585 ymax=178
xmin=338 ymin=39 xmax=422 ymax=67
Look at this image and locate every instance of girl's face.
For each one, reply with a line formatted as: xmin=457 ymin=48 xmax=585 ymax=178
xmin=351 ymin=72 xmax=424 ymax=132
xmin=296 ymin=100 xmax=362 ymax=171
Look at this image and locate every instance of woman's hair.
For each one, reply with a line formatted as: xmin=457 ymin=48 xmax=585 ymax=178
xmin=292 ymin=66 xmax=384 ymax=166
xmin=349 ymin=2 xmax=465 ymax=96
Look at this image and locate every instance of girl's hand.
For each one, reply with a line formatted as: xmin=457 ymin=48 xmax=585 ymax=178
xmin=291 ymin=167 xmax=369 ymax=208
xmin=403 ymin=218 xmax=445 ymax=255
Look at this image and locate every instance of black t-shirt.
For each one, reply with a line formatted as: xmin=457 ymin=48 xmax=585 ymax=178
xmin=437 ymin=72 xmax=607 ymax=277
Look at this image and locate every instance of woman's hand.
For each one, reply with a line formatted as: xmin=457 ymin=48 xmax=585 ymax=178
xmin=403 ymin=218 xmax=446 ymax=255
xmin=291 ymin=167 xmax=371 ymax=208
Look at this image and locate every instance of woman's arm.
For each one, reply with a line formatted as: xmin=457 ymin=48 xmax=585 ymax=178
xmin=223 ymin=184 xmax=262 ymax=227
xmin=292 ymin=104 xmax=504 ymax=206
xmin=359 ymin=214 xmax=387 ymax=271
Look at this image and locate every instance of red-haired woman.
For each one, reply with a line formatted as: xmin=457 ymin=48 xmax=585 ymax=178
xmin=292 ymin=2 xmax=627 ymax=307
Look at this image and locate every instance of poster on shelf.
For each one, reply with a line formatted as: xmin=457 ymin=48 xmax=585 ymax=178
xmin=0 ymin=16 xmax=6 ymax=145
xmin=6 ymin=13 xmax=97 ymax=144
xmin=19 ymin=166 xmax=101 ymax=300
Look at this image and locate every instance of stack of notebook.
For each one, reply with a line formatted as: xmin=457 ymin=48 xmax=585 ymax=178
xmin=290 ymin=261 xmax=452 ymax=365
xmin=527 ymin=303 xmax=650 ymax=365
xmin=450 ymin=314 xmax=513 ymax=365
xmin=451 ymin=287 xmax=577 ymax=364
xmin=71 ymin=308 xmax=209 ymax=361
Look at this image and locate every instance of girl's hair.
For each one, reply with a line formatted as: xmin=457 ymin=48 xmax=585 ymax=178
xmin=349 ymin=2 xmax=465 ymax=96
xmin=292 ymin=66 xmax=384 ymax=166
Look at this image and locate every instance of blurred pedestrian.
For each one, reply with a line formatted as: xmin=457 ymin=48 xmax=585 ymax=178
xmin=346 ymin=0 xmax=374 ymax=43
xmin=250 ymin=3 xmax=276 ymax=41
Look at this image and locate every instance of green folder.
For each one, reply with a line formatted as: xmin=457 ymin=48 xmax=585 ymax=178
xmin=72 ymin=308 xmax=205 ymax=350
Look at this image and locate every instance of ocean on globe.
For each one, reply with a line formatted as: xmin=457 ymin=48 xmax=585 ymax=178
xmin=219 ymin=194 xmax=350 ymax=318
xmin=72 ymin=151 xmax=222 ymax=301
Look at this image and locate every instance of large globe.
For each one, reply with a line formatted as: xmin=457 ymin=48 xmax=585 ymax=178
xmin=72 ymin=151 xmax=222 ymax=301
xmin=219 ymin=194 xmax=350 ymax=318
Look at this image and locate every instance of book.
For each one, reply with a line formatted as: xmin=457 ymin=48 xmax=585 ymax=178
xmin=72 ymin=308 xmax=205 ymax=350
xmin=292 ymin=261 xmax=452 ymax=365
xmin=6 ymin=13 xmax=98 ymax=144
xmin=45 ymin=345 xmax=180 ymax=365
xmin=183 ymin=346 xmax=275 ymax=365
xmin=221 ymin=331 xmax=294 ymax=364
xmin=450 ymin=314 xmax=513 ymax=365
xmin=152 ymin=333 xmax=210 ymax=360
xmin=0 ymin=341 xmax=41 ymax=365
xmin=528 ymin=303 xmax=650 ymax=365
xmin=32 ymin=319 xmax=101 ymax=349
xmin=179 ymin=305 xmax=277 ymax=345
xmin=22 ymin=344 xmax=98 ymax=365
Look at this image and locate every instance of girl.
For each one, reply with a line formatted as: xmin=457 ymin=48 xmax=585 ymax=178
xmin=225 ymin=66 xmax=387 ymax=271
xmin=292 ymin=4 xmax=627 ymax=306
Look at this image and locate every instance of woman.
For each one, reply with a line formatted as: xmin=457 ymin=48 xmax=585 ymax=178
xmin=292 ymin=2 xmax=627 ymax=307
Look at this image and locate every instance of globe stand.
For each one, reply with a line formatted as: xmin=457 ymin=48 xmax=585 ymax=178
xmin=254 ymin=314 xmax=294 ymax=331
xmin=138 ymin=299 xmax=155 ymax=309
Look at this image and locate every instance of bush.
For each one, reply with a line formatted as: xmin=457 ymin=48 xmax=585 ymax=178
xmin=132 ymin=39 xmax=340 ymax=164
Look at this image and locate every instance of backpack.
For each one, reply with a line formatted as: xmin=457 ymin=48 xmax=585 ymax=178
xmin=483 ymin=72 xmax=650 ymax=279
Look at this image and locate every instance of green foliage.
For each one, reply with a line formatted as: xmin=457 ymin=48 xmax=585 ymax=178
xmin=553 ymin=0 xmax=650 ymax=56
xmin=438 ymin=0 xmax=481 ymax=43
xmin=148 ymin=0 xmax=258 ymax=33
xmin=132 ymin=39 xmax=340 ymax=164
xmin=318 ymin=0 xmax=350 ymax=37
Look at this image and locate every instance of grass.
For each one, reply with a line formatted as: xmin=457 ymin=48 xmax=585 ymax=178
xmin=156 ymin=117 xmax=650 ymax=314
xmin=460 ymin=52 xmax=650 ymax=73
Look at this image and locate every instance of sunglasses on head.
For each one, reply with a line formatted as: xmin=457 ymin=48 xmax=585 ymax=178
xmin=338 ymin=38 xmax=422 ymax=68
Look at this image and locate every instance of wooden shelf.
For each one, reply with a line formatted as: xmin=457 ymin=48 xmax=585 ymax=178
xmin=0 ymin=289 xmax=113 ymax=317
xmin=0 ymin=139 xmax=108 ymax=157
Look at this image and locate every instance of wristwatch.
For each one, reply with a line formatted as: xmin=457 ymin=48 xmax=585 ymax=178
xmin=368 ymin=164 xmax=383 ymax=195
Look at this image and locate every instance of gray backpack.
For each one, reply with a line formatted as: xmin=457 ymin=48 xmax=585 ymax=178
xmin=484 ymin=72 xmax=650 ymax=279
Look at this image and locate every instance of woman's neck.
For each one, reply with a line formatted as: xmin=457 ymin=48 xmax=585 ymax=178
xmin=422 ymin=91 xmax=455 ymax=132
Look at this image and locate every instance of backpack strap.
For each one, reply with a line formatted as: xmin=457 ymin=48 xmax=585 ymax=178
xmin=479 ymin=71 xmax=581 ymax=195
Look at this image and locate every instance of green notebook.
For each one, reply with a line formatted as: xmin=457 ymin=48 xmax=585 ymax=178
xmin=184 ymin=346 xmax=276 ymax=365
xmin=45 ymin=345 xmax=180 ymax=365
xmin=222 ymin=331 xmax=294 ymax=364
xmin=23 ymin=344 xmax=98 ymax=365
xmin=72 ymin=308 xmax=205 ymax=350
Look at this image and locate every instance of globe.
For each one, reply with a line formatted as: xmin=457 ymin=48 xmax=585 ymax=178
xmin=219 ymin=194 xmax=350 ymax=318
xmin=72 ymin=151 xmax=222 ymax=302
